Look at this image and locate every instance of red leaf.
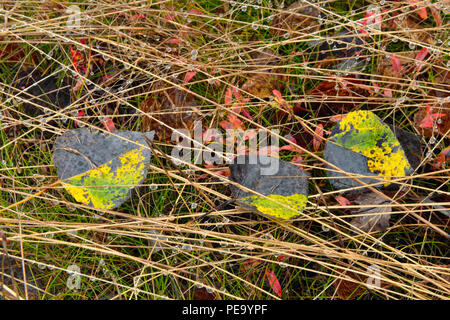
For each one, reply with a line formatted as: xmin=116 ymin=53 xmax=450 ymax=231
xmin=429 ymin=5 xmax=443 ymax=27
xmin=74 ymin=111 xmax=84 ymax=128
xmin=224 ymin=87 xmax=233 ymax=105
xmin=165 ymin=14 xmax=175 ymax=21
xmin=419 ymin=105 xmax=446 ymax=129
xmin=280 ymin=136 xmax=302 ymax=154
xmin=280 ymin=143 xmax=302 ymax=154
xmin=391 ymin=55 xmax=402 ymax=74
xmin=415 ymin=48 xmax=428 ymax=61
xmin=72 ymin=76 xmax=84 ymax=92
xmin=219 ymin=120 xmax=233 ymax=130
xmin=373 ymin=82 xmax=380 ymax=93
xmin=69 ymin=45 xmax=83 ymax=72
xmin=216 ymin=169 xmax=231 ymax=177
xmin=383 ymin=89 xmax=392 ymax=98
xmin=265 ymin=269 xmax=282 ymax=297
xmin=241 ymin=108 xmax=253 ymax=120
xmin=334 ymin=195 xmax=351 ymax=206
xmin=227 ymin=114 xmax=244 ymax=130
xmin=285 ymin=135 xmax=297 ymax=144
xmin=184 ymin=71 xmax=197 ymax=83
xmin=416 ymin=7 xmax=428 ymax=19
xmin=415 ymin=48 xmax=428 ymax=71
xmin=313 ymin=124 xmax=324 ymax=152
xmin=361 ymin=11 xmax=375 ymax=26
xmin=102 ymin=118 xmax=116 ymax=132
xmin=102 ymin=74 xmax=114 ymax=82
xmin=291 ymin=155 xmax=304 ymax=168
xmin=232 ymin=87 xmax=242 ymax=101
xmin=129 ymin=13 xmax=145 ymax=22
xmin=188 ymin=8 xmax=203 ymax=15
xmin=167 ymin=38 xmax=181 ymax=44
xmin=220 ymin=114 xmax=245 ymax=131
xmin=272 ymin=89 xmax=283 ymax=101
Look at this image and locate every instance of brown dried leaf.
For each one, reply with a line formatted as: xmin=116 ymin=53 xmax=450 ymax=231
xmin=241 ymin=49 xmax=288 ymax=98
xmin=305 ymin=76 xmax=368 ymax=116
xmin=242 ymin=73 xmax=288 ymax=98
xmin=193 ymin=287 xmax=216 ymax=300
xmin=141 ymin=85 xmax=198 ymax=140
xmin=270 ymin=1 xmax=320 ymax=36
xmin=429 ymin=58 xmax=450 ymax=98
xmin=392 ymin=15 xmax=435 ymax=45
xmin=376 ymin=52 xmax=417 ymax=89
xmin=333 ymin=271 xmax=369 ymax=300
xmin=351 ymin=192 xmax=392 ymax=233
xmin=0 ymin=37 xmax=36 ymax=64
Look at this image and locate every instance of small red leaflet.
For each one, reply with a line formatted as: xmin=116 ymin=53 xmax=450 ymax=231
xmin=415 ymin=48 xmax=428 ymax=71
xmin=69 ymin=45 xmax=83 ymax=72
xmin=224 ymin=87 xmax=233 ymax=105
xmin=291 ymin=155 xmax=304 ymax=168
xmin=102 ymin=118 xmax=116 ymax=132
xmin=184 ymin=71 xmax=197 ymax=83
xmin=167 ymin=38 xmax=181 ymax=44
xmin=391 ymin=55 xmax=402 ymax=74
xmin=265 ymin=268 xmax=282 ymax=297
xmin=383 ymin=89 xmax=393 ymax=98
xmin=416 ymin=7 xmax=428 ymax=19
xmin=334 ymin=195 xmax=351 ymax=206
xmin=272 ymin=89 xmax=283 ymax=102
xmin=74 ymin=110 xmax=84 ymax=128
xmin=419 ymin=105 xmax=446 ymax=129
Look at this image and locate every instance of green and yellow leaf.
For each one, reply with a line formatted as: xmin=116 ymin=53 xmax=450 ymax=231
xmin=329 ymin=110 xmax=411 ymax=186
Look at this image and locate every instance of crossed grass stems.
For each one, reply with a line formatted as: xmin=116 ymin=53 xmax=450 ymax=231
xmin=0 ymin=0 xmax=449 ymax=299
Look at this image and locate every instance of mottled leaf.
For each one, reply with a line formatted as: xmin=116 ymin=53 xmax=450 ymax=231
xmin=54 ymin=129 xmax=155 ymax=209
xmin=229 ymin=155 xmax=309 ymax=220
xmin=324 ymin=111 xmax=419 ymax=191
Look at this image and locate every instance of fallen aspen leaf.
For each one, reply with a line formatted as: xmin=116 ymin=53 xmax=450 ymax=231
xmin=229 ymin=155 xmax=309 ymax=220
xmin=54 ymin=129 xmax=155 ymax=209
xmin=324 ymin=110 xmax=420 ymax=190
